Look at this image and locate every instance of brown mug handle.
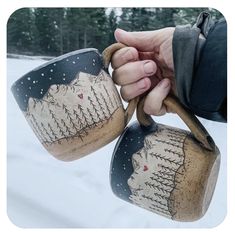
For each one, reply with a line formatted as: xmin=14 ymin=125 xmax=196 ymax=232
xmin=102 ymin=43 xmax=139 ymax=125
xmin=137 ymin=94 xmax=215 ymax=151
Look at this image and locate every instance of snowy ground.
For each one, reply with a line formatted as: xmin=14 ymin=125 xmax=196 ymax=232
xmin=7 ymin=57 xmax=227 ymax=228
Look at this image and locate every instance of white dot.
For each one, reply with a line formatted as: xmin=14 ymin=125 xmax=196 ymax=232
xmin=93 ymin=63 xmax=95 ymax=66
xmin=53 ymin=63 xmax=56 ymax=66
xmin=49 ymin=77 xmax=52 ymax=80
xmin=84 ymin=67 xmax=87 ymax=70
xmin=63 ymin=78 xmax=66 ymax=81
xmin=117 ymin=184 xmax=120 ymax=187
xmin=72 ymin=61 xmax=76 ymax=64
xmin=93 ymin=59 xmax=96 ymax=62
xmin=50 ymin=69 xmax=53 ymax=72
xmin=27 ymin=77 xmax=31 ymax=80
xmin=77 ymin=57 xmax=79 ymax=60
xmin=25 ymin=94 xmax=28 ymax=97
xmin=40 ymin=92 xmax=43 ymax=95
xmin=21 ymin=81 xmax=24 ymax=84
xmin=16 ymin=88 xmax=19 ymax=91
xmin=41 ymin=73 xmax=44 ymax=76
xmin=66 ymin=59 xmax=69 ymax=61
xmin=41 ymin=88 xmax=43 ymax=91
xmin=33 ymin=81 xmax=36 ymax=84
xmin=124 ymin=151 xmax=127 ymax=154
xmin=63 ymin=73 xmax=66 ymax=76
xmin=29 ymin=87 xmax=31 ymax=90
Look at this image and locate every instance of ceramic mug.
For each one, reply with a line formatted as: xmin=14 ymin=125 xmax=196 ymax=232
xmin=110 ymin=95 xmax=220 ymax=221
xmin=11 ymin=43 xmax=138 ymax=161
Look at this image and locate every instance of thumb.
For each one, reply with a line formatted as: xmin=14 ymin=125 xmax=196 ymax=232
xmin=114 ymin=28 xmax=173 ymax=52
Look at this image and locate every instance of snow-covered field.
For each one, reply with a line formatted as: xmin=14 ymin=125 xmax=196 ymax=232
xmin=7 ymin=57 xmax=227 ymax=228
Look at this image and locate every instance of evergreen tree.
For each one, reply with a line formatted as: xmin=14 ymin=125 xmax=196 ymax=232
xmin=34 ymin=8 xmax=63 ymax=55
xmin=7 ymin=8 xmax=36 ymax=54
xmin=118 ymin=8 xmax=132 ymax=31
xmin=107 ymin=9 xmax=118 ymax=45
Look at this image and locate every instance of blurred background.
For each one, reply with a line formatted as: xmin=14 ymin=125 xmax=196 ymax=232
xmin=7 ymin=8 xmax=223 ymax=56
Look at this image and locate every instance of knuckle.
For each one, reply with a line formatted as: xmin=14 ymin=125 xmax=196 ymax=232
xmin=111 ymin=47 xmax=138 ymax=69
xmin=127 ymin=47 xmax=138 ymax=60
xmin=143 ymin=103 xmax=155 ymax=115
xmin=120 ymin=87 xmax=131 ymax=101
xmin=112 ymin=70 xmax=122 ymax=85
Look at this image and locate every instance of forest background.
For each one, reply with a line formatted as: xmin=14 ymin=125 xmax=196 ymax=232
xmin=7 ymin=8 xmax=223 ymax=56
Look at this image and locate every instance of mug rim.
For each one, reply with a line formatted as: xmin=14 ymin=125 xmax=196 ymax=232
xmin=11 ymin=48 xmax=99 ymax=87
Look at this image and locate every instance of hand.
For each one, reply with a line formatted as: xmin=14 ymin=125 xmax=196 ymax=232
xmin=111 ymin=28 xmax=176 ymax=116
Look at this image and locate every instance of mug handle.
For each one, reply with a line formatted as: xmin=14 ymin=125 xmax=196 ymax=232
xmin=102 ymin=43 xmax=139 ymax=125
xmin=136 ymin=94 xmax=215 ymax=151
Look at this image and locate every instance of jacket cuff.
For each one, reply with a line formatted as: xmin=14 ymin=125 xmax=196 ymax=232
xmin=172 ymin=24 xmax=201 ymax=107
xmin=172 ymin=12 xmax=214 ymax=108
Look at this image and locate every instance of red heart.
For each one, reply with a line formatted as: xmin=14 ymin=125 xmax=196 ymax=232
xmin=78 ymin=93 xmax=83 ymax=99
xmin=143 ymin=165 xmax=148 ymax=171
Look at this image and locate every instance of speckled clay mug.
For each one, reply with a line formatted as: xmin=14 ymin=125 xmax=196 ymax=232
xmin=11 ymin=43 xmax=138 ymax=161
xmin=110 ymin=95 xmax=220 ymax=221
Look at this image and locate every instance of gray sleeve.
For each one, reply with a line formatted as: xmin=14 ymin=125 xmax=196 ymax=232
xmin=172 ymin=12 xmax=214 ymax=108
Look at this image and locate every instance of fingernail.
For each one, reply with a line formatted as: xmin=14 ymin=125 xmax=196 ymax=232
xmin=143 ymin=61 xmax=155 ymax=74
xmin=159 ymin=79 xmax=170 ymax=88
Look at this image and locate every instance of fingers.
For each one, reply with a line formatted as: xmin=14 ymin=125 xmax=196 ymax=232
xmin=111 ymin=47 xmax=139 ymax=69
xmin=120 ymin=77 xmax=151 ymax=101
xmin=113 ymin=60 xmax=157 ymax=85
xmin=143 ymin=78 xmax=171 ymax=116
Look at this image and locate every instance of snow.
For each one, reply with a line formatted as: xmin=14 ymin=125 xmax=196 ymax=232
xmin=7 ymin=57 xmax=227 ymax=228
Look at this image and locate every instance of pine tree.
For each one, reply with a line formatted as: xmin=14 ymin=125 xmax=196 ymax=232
xmin=100 ymin=92 xmax=112 ymax=119
xmin=72 ymin=109 xmax=87 ymax=141
xmin=48 ymin=108 xmax=67 ymax=138
xmin=88 ymin=96 xmax=103 ymax=122
xmin=86 ymin=108 xmax=98 ymax=127
xmin=34 ymin=8 xmax=63 ymax=55
xmin=90 ymin=86 xmax=108 ymax=120
xmin=7 ymin=8 xmax=36 ymax=54
xmin=107 ymin=9 xmax=118 ymax=45
xmin=40 ymin=122 xmax=54 ymax=143
xmin=103 ymin=85 xmax=115 ymax=110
